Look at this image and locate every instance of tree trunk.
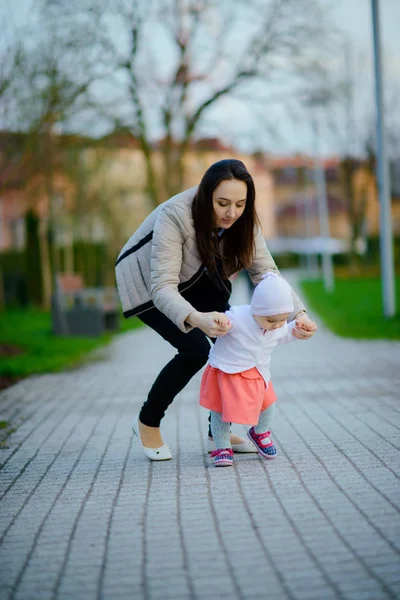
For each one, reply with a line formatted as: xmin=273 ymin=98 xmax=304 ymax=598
xmin=175 ymin=146 xmax=186 ymax=194
xmin=0 ymin=268 xmax=4 ymax=311
xmin=38 ymin=217 xmax=52 ymax=309
xmin=64 ymin=218 xmax=74 ymax=274
xmin=162 ymin=135 xmax=175 ymax=200
xmin=25 ymin=209 xmax=43 ymax=305
xmin=340 ymin=157 xmax=358 ymax=270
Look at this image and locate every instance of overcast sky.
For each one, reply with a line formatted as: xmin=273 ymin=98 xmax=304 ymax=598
xmin=2 ymin=0 xmax=400 ymax=156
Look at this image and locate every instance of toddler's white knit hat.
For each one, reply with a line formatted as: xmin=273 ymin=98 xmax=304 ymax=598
xmin=251 ymin=272 xmax=294 ymax=316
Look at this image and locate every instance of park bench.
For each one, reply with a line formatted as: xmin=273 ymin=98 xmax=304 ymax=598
xmin=51 ymin=273 xmax=119 ymax=337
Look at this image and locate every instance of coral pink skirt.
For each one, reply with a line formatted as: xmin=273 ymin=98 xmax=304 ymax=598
xmin=199 ymin=365 xmax=277 ymax=426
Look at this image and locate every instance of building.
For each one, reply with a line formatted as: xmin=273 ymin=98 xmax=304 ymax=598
xmin=2 ymin=131 xmax=399 ymax=260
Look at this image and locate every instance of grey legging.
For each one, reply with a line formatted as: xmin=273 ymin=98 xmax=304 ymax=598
xmin=210 ymin=402 xmax=276 ymax=449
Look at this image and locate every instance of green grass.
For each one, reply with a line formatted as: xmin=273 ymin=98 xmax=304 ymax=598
xmin=300 ymin=276 xmax=400 ymax=340
xmin=0 ymin=308 xmax=143 ymax=378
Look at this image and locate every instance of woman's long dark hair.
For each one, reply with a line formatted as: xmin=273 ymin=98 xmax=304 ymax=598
xmin=192 ymin=158 xmax=259 ymax=277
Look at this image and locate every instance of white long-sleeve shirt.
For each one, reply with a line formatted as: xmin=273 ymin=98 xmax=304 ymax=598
xmin=209 ymin=304 xmax=296 ymax=384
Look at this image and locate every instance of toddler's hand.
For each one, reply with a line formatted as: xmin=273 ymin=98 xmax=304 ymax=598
xmin=186 ymin=310 xmax=232 ymax=338
xmin=215 ymin=314 xmax=231 ymax=329
xmin=293 ymin=316 xmax=317 ymax=339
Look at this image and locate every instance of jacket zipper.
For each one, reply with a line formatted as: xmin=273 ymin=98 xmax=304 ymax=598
xmin=178 ymin=266 xmax=205 ymax=294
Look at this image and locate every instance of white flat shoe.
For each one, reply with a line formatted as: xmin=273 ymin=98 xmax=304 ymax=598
xmin=207 ymin=436 xmax=257 ymax=454
xmin=132 ymin=414 xmax=172 ymax=461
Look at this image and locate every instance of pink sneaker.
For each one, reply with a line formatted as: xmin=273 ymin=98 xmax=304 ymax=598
xmin=211 ymin=448 xmax=234 ymax=467
xmin=247 ymin=428 xmax=277 ymax=459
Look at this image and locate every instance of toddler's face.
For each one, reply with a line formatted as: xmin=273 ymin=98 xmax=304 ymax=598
xmin=253 ymin=312 xmax=291 ymax=331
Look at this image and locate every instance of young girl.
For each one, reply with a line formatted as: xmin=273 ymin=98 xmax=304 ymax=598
xmin=199 ymin=272 xmax=315 ymax=466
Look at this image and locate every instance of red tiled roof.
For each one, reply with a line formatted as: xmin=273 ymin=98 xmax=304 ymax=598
xmin=153 ymin=137 xmax=234 ymax=152
xmin=265 ymin=154 xmax=341 ymax=169
xmin=0 ymin=130 xmax=104 ymax=188
xmin=190 ymin=137 xmax=233 ymax=152
xmin=0 ymin=159 xmax=29 ymax=188
xmin=277 ymin=193 xmax=346 ymax=217
xmin=97 ymin=131 xmax=140 ymax=149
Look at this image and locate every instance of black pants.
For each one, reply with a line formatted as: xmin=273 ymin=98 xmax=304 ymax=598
xmin=137 ymin=273 xmax=230 ymax=433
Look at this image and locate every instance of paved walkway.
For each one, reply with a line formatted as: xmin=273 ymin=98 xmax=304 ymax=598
xmin=0 ymin=272 xmax=400 ymax=600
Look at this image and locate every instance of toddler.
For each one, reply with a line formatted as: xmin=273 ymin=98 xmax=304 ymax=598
xmin=199 ymin=272 xmax=315 ymax=466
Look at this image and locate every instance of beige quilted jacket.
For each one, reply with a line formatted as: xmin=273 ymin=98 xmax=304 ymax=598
xmin=115 ymin=186 xmax=305 ymax=332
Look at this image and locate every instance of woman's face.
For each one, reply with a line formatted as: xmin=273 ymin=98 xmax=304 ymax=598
xmin=212 ymin=179 xmax=247 ymax=229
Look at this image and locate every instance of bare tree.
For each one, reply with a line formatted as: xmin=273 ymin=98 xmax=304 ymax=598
xmin=2 ymin=3 xmax=112 ymax=308
xmin=81 ymin=0 xmax=337 ymax=206
xmin=61 ymin=143 xmax=127 ymax=286
xmin=0 ymin=11 xmax=25 ymax=126
xmin=3 ymin=0 xmax=339 ymax=300
xmin=17 ymin=50 xmax=95 ymax=306
xmin=322 ymin=40 xmax=400 ymax=266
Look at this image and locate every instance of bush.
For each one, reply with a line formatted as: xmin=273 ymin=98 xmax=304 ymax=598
xmin=25 ymin=210 xmax=43 ymax=304
xmin=275 ymin=252 xmax=300 ymax=269
xmin=0 ymin=240 xmax=110 ymax=308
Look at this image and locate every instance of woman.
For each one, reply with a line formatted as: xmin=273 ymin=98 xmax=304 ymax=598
xmin=116 ymin=159 xmax=317 ymax=461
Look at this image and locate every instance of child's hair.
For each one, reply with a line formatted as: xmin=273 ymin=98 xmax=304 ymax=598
xmin=251 ymin=272 xmax=294 ymax=316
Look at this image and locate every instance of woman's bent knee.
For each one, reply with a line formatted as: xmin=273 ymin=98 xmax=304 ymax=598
xmin=178 ymin=335 xmax=210 ymax=370
xmin=186 ymin=351 xmax=209 ymax=370
xmin=179 ymin=330 xmax=210 ymax=359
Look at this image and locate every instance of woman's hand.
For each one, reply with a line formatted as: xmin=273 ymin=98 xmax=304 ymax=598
xmin=293 ymin=313 xmax=318 ymax=340
xmin=186 ymin=310 xmax=232 ymax=338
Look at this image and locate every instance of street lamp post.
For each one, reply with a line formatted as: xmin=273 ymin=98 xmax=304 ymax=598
xmin=311 ymin=111 xmax=335 ymax=293
xmin=371 ymin=0 xmax=396 ymax=317
xmin=305 ymin=167 xmax=318 ymax=275
xmin=302 ymin=89 xmax=335 ymax=292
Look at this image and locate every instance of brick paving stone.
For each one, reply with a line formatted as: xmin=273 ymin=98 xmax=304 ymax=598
xmin=1 ymin=270 xmax=399 ymax=600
